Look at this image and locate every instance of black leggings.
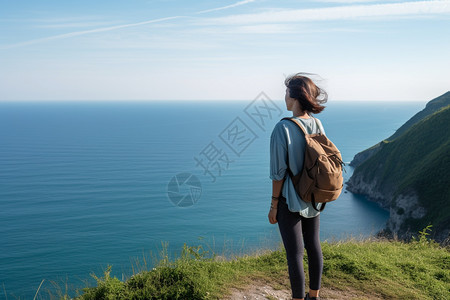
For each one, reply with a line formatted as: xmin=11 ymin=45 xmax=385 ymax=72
xmin=277 ymin=197 xmax=323 ymax=299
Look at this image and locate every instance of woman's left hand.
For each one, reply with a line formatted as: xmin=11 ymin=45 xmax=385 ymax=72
xmin=268 ymin=208 xmax=278 ymax=224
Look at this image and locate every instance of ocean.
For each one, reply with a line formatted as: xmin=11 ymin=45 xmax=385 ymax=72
xmin=0 ymin=98 xmax=425 ymax=298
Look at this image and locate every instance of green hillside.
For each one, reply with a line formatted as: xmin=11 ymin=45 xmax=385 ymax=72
xmin=388 ymin=91 xmax=450 ymax=141
xmin=350 ymin=91 xmax=450 ymax=167
xmin=351 ymin=105 xmax=450 ymax=238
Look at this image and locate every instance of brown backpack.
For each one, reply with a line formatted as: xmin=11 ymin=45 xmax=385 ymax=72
xmin=283 ymin=117 xmax=344 ymax=211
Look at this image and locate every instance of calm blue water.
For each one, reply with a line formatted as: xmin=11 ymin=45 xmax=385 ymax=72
xmin=0 ymin=100 xmax=425 ymax=299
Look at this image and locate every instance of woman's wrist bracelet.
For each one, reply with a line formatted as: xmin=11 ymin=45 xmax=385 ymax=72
xmin=270 ymin=196 xmax=279 ymax=210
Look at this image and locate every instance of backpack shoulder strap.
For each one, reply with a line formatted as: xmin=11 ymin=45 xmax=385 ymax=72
xmin=280 ymin=117 xmax=306 ymax=179
xmin=281 ymin=117 xmax=308 ymax=136
xmin=311 ymin=116 xmax=324 ymax=135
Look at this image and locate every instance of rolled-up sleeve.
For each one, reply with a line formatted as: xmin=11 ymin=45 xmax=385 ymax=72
xmin=270 ymin=122 xmax=288 ymax=181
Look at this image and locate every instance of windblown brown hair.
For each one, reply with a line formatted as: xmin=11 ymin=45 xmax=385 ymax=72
xmin=284 ymin=73 xmax=327 ymax=114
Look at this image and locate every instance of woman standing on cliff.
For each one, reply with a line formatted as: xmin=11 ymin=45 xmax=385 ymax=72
xmin=268 ymin=73 xmax=327 ymax=300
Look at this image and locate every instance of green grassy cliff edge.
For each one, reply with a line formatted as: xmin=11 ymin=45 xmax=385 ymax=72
xmin=36 ymin=233 xmax=449 ymax=300
xmin=347 ymin=104 xmax=450 ymax=242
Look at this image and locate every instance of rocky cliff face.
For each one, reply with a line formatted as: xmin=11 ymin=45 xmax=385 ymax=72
xmin=387 ymin=192 xmax=426 ymax=235
xmin=347 ymin=93 xmax=450 ymax=243
xmin=346 ymin=173 xmax=391 ymax=208
xmin=346 ymin=173 xmax=428 ymax=239
xmin=347 ymin=174 xmax=428 ymax=239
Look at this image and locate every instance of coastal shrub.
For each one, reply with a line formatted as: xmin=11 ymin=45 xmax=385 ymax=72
xmin=80 ymin=266 xmax=127 ymax=300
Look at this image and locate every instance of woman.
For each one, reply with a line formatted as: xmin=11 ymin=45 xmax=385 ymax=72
xmin=268 ymin=73 xmax=327 ymax=300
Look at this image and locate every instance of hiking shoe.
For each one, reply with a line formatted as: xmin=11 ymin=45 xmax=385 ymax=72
xmin=305 ymin=293 xmax=320 ymax=300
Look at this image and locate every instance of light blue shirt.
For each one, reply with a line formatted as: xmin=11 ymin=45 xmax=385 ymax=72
xmin=270 ymin=116 xmax=326 ymax=218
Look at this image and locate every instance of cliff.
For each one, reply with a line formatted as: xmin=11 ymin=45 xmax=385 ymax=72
xmin=350 ymin=91 xmax=450 ymax=167
xmin=347 ymin=99 xmax=450 ymax=242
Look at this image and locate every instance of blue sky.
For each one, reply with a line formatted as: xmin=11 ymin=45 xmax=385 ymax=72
xmin=0 ymin=0 xmax=449 ymax=101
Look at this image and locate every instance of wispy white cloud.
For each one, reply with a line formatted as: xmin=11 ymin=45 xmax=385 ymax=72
xmin=226 ymin=23 xmax=295 ymax=34
xmin=0 ymin=0 xmax=257 ymax=49
xmin=196 ymin=0 xmax=256 ymax=14
xmin=203 ymin=0 xmax=450 ymax=24
xmin=0 ymin=16 xmax=184 ymax=50
xmin=182 ymin=23 xmax=297 ymax=35
xmin=2 ymin=0 xmax=449 ymax=50
xmin=35 ymin=21 xmax=116 ymax=29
